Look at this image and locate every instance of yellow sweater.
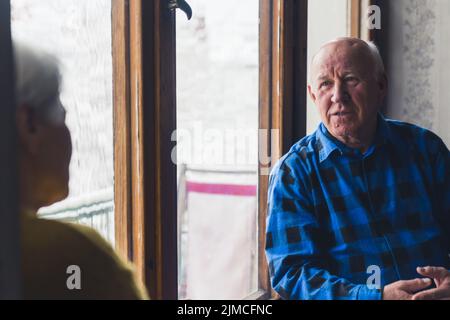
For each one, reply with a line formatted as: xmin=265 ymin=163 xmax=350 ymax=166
xmin=21 ymin=214 xmax=148 ymax=300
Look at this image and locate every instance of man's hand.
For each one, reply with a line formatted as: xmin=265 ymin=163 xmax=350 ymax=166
xmin=383 ymin=278 xmax=432 ymax=300
xmin=412 ymin=266 xmax=450 ymax=300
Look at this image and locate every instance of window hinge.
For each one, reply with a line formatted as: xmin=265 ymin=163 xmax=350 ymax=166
xmin=168 ymin=0 xmax=193 ymax=20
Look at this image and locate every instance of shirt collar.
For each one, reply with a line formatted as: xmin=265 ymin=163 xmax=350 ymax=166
xmin=315 ymin=113 xmax=392 ymax=163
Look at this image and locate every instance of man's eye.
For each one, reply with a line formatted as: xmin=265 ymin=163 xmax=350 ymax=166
xmin=320 ymin=81 xmax=332 ymax=88
xmin=345 ymin=77 xmax=358 ymax=83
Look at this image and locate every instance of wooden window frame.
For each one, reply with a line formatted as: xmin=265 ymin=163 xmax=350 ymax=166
xmin=349 ymin=0 xmax=377 ymax=40
xmin=113 ymin=0 xmax=309 ymax=300
xmin=112 ymin=0 xmax=178 ymax=300
xmin=350 ymin=0 xmax=362 ymax=38
xmin=0 ymin=0 xmax=21 ymax=299
xmin=3 ymin=0 xmax=310 ymax=300
xmin=258 ymin=0 xmax=308 ymax=300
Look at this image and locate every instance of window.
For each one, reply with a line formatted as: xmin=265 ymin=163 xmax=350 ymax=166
xmin=11 ymin=0 xmax=115 ymax=244
xmin=5 ymin=0 xmax=315 ymax=299
xmin=175 ymin=0 xmax=259 ymax=299
xmin=108 ymin=0 xmax=309 ymax=299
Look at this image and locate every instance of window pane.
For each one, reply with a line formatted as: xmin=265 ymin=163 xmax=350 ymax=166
xmin=11 ymin=0 xmax=115 ymax=245
xmin=176 ymin=0 xmax=259 ymax=299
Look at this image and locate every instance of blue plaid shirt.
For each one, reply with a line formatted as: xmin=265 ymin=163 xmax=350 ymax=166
xmin=265 ymin=114 xmax=450 ymax=300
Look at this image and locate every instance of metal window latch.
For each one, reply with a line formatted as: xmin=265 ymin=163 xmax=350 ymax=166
xmin=168 ymin=0 xmax=193 ymax=20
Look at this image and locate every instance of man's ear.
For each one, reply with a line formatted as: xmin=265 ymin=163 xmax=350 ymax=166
xmin=308 ymin=84 xmax=317 ymax=104
xmin=378 ymin=73 xmax=388 ymax=101
xmin=16 ymin=104 xmax=41 ymax=155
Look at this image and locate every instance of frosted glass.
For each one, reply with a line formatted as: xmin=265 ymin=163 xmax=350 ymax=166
xmin=11 ymin=0 xmax=114 ymax=244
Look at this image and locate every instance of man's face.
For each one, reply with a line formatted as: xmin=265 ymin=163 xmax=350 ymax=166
xmin=308 ymin=40 xmax=387 ymax=143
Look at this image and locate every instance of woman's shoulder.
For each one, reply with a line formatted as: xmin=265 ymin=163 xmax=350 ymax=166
xmin=21 ymin=215 xmax=149 ymax=299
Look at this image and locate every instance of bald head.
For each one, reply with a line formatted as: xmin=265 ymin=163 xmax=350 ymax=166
xmin=310 ymin=37 xmax=385 ymax=84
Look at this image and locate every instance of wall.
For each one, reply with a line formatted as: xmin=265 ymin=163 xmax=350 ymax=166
xmin=384 ymin=0 xmax=450 ymax=147
xmin=307 ymin=0 xmax=350 ymax=134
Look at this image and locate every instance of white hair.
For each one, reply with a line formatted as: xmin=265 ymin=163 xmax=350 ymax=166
xmin=13 ymin=43 xmax=65 ymax=124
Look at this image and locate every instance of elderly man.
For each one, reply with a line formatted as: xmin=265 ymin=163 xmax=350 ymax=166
xmin=265 ymin=37 xmax=450 ymax=300
xmin=15 ymin=43 xmax=148 ymax=299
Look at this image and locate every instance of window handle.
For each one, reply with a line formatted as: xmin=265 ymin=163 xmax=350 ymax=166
xmin=169 ymin=0 xmax=193 ymax=20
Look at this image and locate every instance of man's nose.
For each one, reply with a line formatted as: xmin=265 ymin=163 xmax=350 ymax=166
xmin=331 ymin=82 xmax=350 ymax=104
